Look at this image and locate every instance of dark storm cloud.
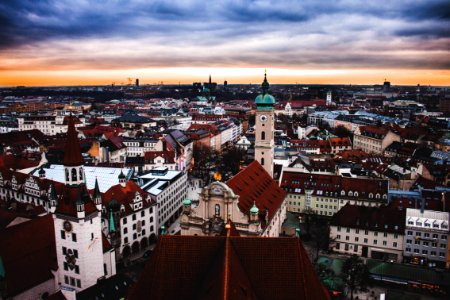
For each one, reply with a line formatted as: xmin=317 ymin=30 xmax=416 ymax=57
xmin=0 ymin=0 xmax=449 ymax=70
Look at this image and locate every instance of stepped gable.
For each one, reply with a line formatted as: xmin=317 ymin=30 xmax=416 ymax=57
xmin=63 ymin=116 xmax=85 ymax=167
xmin=226 ymin=161 xmax=286 ymax=227
xmin=128 ymin=235 xmax=330 ymax=300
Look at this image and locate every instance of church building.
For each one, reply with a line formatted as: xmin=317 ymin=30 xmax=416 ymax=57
xmin=181 ymin=73 xmax=286 ymax=237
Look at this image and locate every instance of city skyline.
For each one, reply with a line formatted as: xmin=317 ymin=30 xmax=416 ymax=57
xmin=0 ymin=0 xmax=449 ymax=86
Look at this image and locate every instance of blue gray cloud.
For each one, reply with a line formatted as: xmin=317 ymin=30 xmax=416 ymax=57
xmin=0 ymin=0 xmax=449 ymax=70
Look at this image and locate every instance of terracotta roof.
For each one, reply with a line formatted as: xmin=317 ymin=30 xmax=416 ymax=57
xmin=63 ymin=117 xmax=85 ymax=167
xmin=227 ymin=161 xmax=286 ymax=228
xmin=0 ymin=214 xmax=57 ymax=297
xmin=128 ymin=235 xmax=330 ymax=300
xmin=144 ymin=151 xmax=175 ymax=164
xmin=55 ymin=185 xmax=97 ymax=217
xmin=330 ymin=203 xmax=406 ymax=234
xmin=100 ymin=181 xmax=154 ymax=214
xmin=0 ymin=154 xmax=40 ymax=170
xmin=280 ymin=171 xmax=388 ymax=199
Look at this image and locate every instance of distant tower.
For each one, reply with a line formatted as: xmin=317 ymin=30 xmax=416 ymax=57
xmin=209 ymin=74 xmax=212 ymax=88
xmin=326 ymin=91 xmax=332 ymax=106
xmin=383 ymin=79 xmax=390 ymax=92
xmin=224 ymin=80 xmax=228 ymax=87
xmin=53 ymin=118 xmax=104 ymax=292
xmin=416 ymin=84 xmax=421 ymax=102
xmin=136 ymin=78 xmax=139 ymax=87
xmin=254 ymin=71 xmax=275 ymax=178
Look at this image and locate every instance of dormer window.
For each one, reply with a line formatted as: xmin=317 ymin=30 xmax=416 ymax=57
xmin=369 ymin=193 xmax=373 ymax=199
xmin=341 ymin=190 xmax=345 ymax=196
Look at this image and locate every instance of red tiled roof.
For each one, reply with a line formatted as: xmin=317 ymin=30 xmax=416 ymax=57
xmin=128 ymin=235 xmax=330 ymax=300
xmin=280 ymin=171 xmax=388 ymax=199
xmin=63 ymin=117 xmax=85 ymax=167
xmin=227 ymin=161 xmax=286 ymax=228
xmin=144 ymin=151 xmax=175 ymax=164
xmin=55 ymin=185 xmax=97 ymax=217
xmin=0 ymin=214 xmax=57 ymax=297
xmin=102 ymin=233 xmax=113 ymax=253
xmin=0 ymin=154 xmax=40 ymax=170
xmin=330 ymin=203 xmax=406 ymax=233
xmin=100 ymin=181 xmax=153 ymax=214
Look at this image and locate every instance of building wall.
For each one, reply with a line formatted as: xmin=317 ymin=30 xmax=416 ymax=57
xmin=254 ymin=110 xmax=275 ymax=178
xmin=54 ymin=212 xmax=104 ymax=292
xmin=330 ymin=225 xmax=404 ymax=262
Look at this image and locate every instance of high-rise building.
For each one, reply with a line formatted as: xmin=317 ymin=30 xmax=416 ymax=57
xmin=254 ymin=71 xmax=275 ymax=178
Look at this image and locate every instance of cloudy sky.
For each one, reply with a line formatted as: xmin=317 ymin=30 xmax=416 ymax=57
xmin=0 ymin=0 xmax=449 ymax=86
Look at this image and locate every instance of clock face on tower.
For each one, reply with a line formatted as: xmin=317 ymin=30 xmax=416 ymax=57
xmin=259 ymin=114 xmax=268 ymax=122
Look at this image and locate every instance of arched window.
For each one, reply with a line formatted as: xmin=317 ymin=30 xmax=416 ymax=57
xmin=215 ymin=204 xmax=220 ymax=216
xmin=65 ymin=169 xmax=69 ymax=181
xmin=261 ymin=131 xmax=265 ymax=140
xmin=261 ymin=157 xmax=265 ymax=165
xmin=71 ymin=168 xmax=77 ymax=181
xmin=79 ymin=167 xmax=84 ymax=181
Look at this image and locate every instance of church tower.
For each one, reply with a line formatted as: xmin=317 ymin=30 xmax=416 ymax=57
xmin=53 ymin=117 xmax=105 ymax=292
xmin=254 ymin=71 xmax=275 ymax=178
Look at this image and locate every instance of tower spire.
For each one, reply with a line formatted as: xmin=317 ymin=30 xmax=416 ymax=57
xmin=63 ymin=116 xmax=84 ymax=167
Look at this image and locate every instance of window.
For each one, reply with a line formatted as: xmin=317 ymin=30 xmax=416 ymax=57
xmin=70 ymin=277 xmax=75 ymax=286
xmin=422 ymin=250 xmax=428 ymax=255
xmin=76 ymin=279 xmax=81 ymax=288
xmin=75 ymin=265 xmax=79 ymax=274
xmin=104 ymin=264 xmax=107 ymax=275
xmin=355 ymin=237 xmax=359 ymax=242
xmin=123 ymin=218 xmax=127 ymax=225
xmin=345 ymin=244 xmax=349 ymax=251
xmin=62 ymin=247 xmax=67 ymax=255
xmin=133 ymin=224 xmax=137 ymax=230
xmin=393 ymin=242 xmax=397 ymax=247
xmin=132 ymin=214 xmax=136 ymax=221
xmin=383 ymin=232 xmax=387 ymax=237
xmin=439 ymin=252 xmax=445 ymax=257
xmin=432 ymin=242 xmax=437 ymax=247
xmin=133 ymin=233 xmax=137 ymax=240
xmin=74 ymin=250 xmax=78 ymax=258
xmin=431 ymin=251 xmax=436 ymax=256
xmin=337 ymin=235 xmax=341 ymax=240
xmin=423 ymin=241 xmax=429 ymax=247
xmin=382 ymin=241 xmax=387 ymax=246
xmin=337 ymin=226 xmax=341 ymax=232
xmin=71 ymin=168 xmax=77 ymax=182
xmin=91 ymin=233 xmax=94 ymax=240
xmin=415 ymin=232 xmax=421 ymax=237
xmin=142 ymin=229 xmax=146 ymax=236
xmin=354 ymin=245 xmax=358 ymax=252
xmin=141 ymin=210 xmax=145 ymax=217
xmin=355 ymin=229 xmax=359 ymax=234
xmin=346 ymin=227 xmax=350 ymax=233
xmin=406 ymin=247 xmax=411 ymax=252
xmin=61 ymin=230 xmax=66 ymax=239
xmin=64 ymin=262 xmax=68 ymax=271
xmin=346 ymin=236 xmax=349 ymax=241
xmin=441 ymin=235 xmax=447 ymax=240
xmin=124 ymin=237 xmax=128 ymax=244
xmin=364 ymin=238 xmax=368 ymax=243
xmin=373 ymin=240 xmax=377 ymax=245
xmin=215 ymin=204 xmax=220 ymax=216
xmin=64 ymin=276 xmax=69 ymax=284
xmin=424 ymin=233 xmax=430 ymax=238
xmin=364 ymin=230 xmax=368 ymax=235
xmin=440 ymin=244 xmax=446 ymax=248
xmin=335 ymin=242 xmax=340 ymax=250
xmin=261 ymin=131 xmax=265 ymax=140
xmin=415 ymin=240 xmax=420 ymax=245
xmin=394 ymin=233 xmax=398 ymax=239
xmin=414 ymin=249 xmax=419 ymax=253
xmin=123 ymin=227 xmax=128 ymax=234
xmin=261 ymin=158 xmax=265 ymax=166
xmin=407 ymin=231 xmax=413 ymax=235
xmin=72 ymin=233 xmax=77 ymax=242
xmin=374 ymin=232 xmax=378 ymax=237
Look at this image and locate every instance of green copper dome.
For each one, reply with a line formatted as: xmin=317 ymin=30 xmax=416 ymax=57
xmin=250 ymin=201 xmax=259 ymax=214
xmin=183 ymin=197 xmax=192 ymax=206
xmin=255 ymin=70 xmax=275 ymax=108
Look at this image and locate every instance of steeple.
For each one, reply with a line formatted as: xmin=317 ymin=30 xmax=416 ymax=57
xmin=261 ymin=69 xmax=269 ymax=95
xmin=63 ymin=116 xmax=84 ymax=167
xmin=93 ymin=177 xmax=102 ymax=210
xmin=118 ymin=170 xmax=126 ymax=187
